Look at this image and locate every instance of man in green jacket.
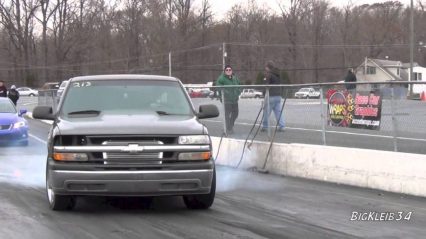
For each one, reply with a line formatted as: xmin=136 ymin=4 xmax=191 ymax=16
xmin=216 ymin=65 xmax=241 ymax=134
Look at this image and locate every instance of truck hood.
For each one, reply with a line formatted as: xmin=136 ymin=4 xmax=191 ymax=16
xmin=56 ymin=114 xmax=204 ymax=135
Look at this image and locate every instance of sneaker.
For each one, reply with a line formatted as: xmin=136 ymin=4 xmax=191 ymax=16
xmin=278 ymin=127 xmax=285 ymax=132
xmin=227 ymin=129 xmax=234 ymax=135
xmin=260 ymin=128 xmax=267 ymax=132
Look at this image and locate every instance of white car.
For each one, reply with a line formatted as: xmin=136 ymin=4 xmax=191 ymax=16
xmin=294 ymin=88 xmax=320 ymax=99
xmin=16 ymin=87 xmax=38 ymax=96
xmin=240 ymin=89 xmax=263 ymax=99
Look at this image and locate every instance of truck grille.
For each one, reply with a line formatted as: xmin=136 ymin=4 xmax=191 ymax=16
xmin=102 ymin=140 xmax=164 ymax=165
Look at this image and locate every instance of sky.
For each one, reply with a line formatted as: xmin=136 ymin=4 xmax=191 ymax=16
xmin=204 ymin=0 xmax=413 ymax=20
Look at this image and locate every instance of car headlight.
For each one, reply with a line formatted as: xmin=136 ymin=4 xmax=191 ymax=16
xmin=13 ymin=121 xmax=26 ymax=129
xmin=53 ymin=153 xmax=88 ymax=161
xmin=178 ymin=135 xmax=210 ymax=144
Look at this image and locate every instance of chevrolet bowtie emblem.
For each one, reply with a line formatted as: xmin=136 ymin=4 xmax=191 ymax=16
xmin=122 ymin=144 xmax=144 ymax=154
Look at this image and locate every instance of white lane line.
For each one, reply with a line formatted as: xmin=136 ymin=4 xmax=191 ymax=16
xmin=202 ymin=120 xmax=426 ymax=142
xmin=29 ymin=134 xmax=47 ymax=144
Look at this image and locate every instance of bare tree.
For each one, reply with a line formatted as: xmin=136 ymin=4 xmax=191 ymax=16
xmin=0 ymin=0 xmax=40 ymax=86
xmin=279 ymin=0 xmax=310 ymax=83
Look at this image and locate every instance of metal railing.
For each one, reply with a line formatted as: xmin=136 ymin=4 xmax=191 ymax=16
xmin=190 ymin=81 xmax=426 ymax=155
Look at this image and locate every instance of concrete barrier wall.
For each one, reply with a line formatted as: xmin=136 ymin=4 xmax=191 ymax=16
xmin=211 ymin=137 xmax=426 ymax=197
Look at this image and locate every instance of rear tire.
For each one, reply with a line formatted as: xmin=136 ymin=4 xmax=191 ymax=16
xmin=29 ymin=93 xmax=35 ymax=97
xmin=46 ymin=163 xmax=75 ymax=211
xmin=183 ymin=168 xmax=216 ymax=209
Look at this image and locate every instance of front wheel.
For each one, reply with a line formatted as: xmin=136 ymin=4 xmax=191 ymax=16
xmin=183 ymin=168 xmax=216 ymax=209
xmin=46 ymin=164 xmax=75 ymax=211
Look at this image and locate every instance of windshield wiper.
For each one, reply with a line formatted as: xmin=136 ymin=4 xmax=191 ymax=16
xmin=68 ymin=110 xmax=101 ymax=116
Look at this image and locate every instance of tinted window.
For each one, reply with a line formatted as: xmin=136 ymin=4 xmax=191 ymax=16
xmin=61 ymin=80 xmax=192 ymax=117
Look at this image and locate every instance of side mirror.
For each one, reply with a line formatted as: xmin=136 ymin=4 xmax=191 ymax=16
xmin=19 ymin=109 xmax=27 ymax=116
xmin=33 ymin=106 xmax=55 ymax=120
xmin=198 ymin=104 xmax=219 ymax=119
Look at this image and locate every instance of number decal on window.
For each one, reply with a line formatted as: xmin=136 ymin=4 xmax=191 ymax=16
xmin=72 ymin=82 xmax=91 ymax=88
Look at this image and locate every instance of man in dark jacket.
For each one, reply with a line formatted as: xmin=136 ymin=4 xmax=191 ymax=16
xmin=344 ymin=68 xmax=357 ymax=93
xmin=8 ymin=85 xmax=20 ymax=106
xmin=261 ymin=61 xmax=285 ymax=132
xmin=0 ymin=80 xmax=7 ymax=97
xmin=216 ymin=65 xmax=241 ymax=134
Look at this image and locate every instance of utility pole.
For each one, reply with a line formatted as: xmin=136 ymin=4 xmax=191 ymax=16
xmin=222 ymin=42 xmax=226 ymax=70
xmin=169 ymin=52 xmax=172 ymax=76
xmin=409 ymin=0 xmax=414 ymax=97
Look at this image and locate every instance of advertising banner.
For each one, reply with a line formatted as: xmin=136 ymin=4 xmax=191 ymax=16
xmin=327 ymin=90 xmax=382 ymax=130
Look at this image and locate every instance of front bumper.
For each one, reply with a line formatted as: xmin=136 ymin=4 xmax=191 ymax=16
xmin=48 ymin=163 xmax=214 ymax=196
xmin=0 ymin=127 xmax=28 ymax=143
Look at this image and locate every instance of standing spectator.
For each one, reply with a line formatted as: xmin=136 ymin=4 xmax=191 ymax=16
xmin=216 ymin=65 xmax=241 ymax=135
xmin=0 ymin=80 xmax=7 ymax=97
xmin=344 ymin=68 xmax=357 ymax=94
xmin=8 ymin=85 xmax=20 ymax=106
xmin=261 ymin=61 xmax=285 ymax=132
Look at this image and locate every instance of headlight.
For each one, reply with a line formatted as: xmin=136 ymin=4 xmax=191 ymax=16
xmin=178 ymin=135 xmax=210 ymax=145
xmin=13 ymin=121 xmax=26 ymax=129
xmin=178 ymin=152 xmax=211 ymax=161
xmin=53 ymin=153 xmax=88 ymax=161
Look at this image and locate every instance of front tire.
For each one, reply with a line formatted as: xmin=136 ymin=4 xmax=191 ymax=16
xmin=183 ymin=168 xmax=216 ymax=209
xmin=46 ymin=163 xmax=75 ymax=211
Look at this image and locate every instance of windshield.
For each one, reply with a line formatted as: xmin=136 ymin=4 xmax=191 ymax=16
xmin=299 ymin=88 xmax=311 ymax=92
xmin=60 ymin=80 xmax=192 ymax=117
xmin=0 ymin=100 xmax=16 ymax=113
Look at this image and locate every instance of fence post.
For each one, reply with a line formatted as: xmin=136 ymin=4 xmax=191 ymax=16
xmin=390 ymin=87 xmax=398 ymax=152
xmin=221 ymin=89 xmax=227 ymax=135
xmin=320 ymin=87 xmax=327 ymax=145
xmin=265 ymin=88 xmax=270 ymax=137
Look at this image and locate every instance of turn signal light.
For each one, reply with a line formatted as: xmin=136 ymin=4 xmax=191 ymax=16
xmin=178 ymin=152 xmax=211 ymax=161
xmin=53 ymin=153 xmax=88 ymax=161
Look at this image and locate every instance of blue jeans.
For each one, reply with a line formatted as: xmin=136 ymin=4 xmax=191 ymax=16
xmin=262 ymin=96 xmax=285 ymax=128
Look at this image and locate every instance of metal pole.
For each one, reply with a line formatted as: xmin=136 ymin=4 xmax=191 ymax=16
xmin=390 ymin=87 xmax=398 ymax=152
xmin=221 ymin=89 xmax=227 ymax=135
xmin=168 ymin=52 xmax=172 ymax=76
xmin=265 ymin=88 xmax=271 ymax=138
xmin=409 ymin=0 xmax=414 ymax=97
xmin=320 ymin=87 xmax=327 ymax=145
xmin=222 ymin=42 xmax=226 ymax=70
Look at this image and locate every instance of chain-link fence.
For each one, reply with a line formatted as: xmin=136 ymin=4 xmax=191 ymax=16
xmin=191 ymin=81 xmax=426 ymax=155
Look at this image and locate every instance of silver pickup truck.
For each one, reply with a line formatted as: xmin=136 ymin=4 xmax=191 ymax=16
xmin=33 ymin=75 xmax=219 ymax=211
